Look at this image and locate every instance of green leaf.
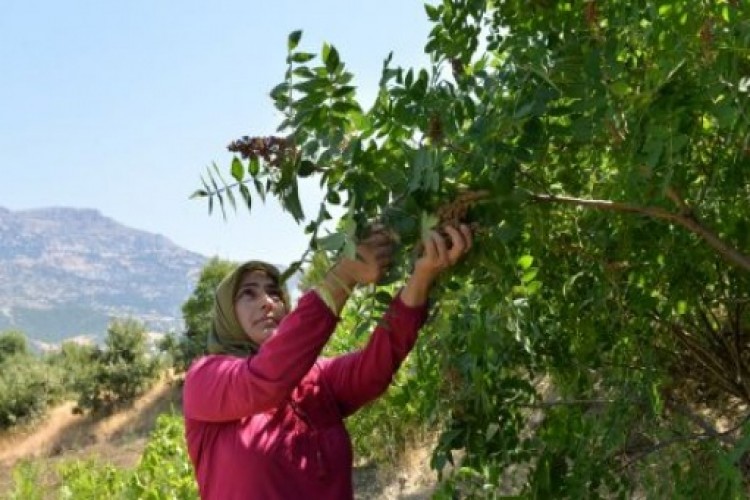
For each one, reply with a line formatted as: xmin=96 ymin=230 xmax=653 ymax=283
xmin=331 ymin=101 xmax=359 ymax=115
xmin=248 ymin=157 xmax=260 ymax=176
xmin=293 ymin=78 xmax=329 ymax=94
xmin=298 ymin=160 xmax=317 ymax=177
xmin=609 ymin=80 xmax=631 ymax=97
xmin=291 ymin=52 xmax=316 ymax=63
xmin=374 ymin=291 xmax=392 ymax=305
xmin=424 ymin=3 xmax=440 ymax=21
xmin=332 ymin=85 xmax=356 ymax=98
xmin=238 ymin=184 xmax=252 ymax=212
xmin=225 ymin=184 xmax=237 ymax=212
xmin=253 ymin=178 xmax=265 ymax=201
xmin=521 ymin=268 xmax=539 ymax=283
xmin=420 ymin=212 xmax=440 ymax=242
xmin=324 ymin=45 xmax=340 ymax=74
xmin=231 ymin=157 xmax=244 ymax=182
xmin=327 ymin=190 xmax=341 ymax=204
xmin=269 ymin=82 xmax=289 ymax=101
xmin=316 ymin=232 xmax=346 ymax=251
xmin=190 ymin=189 xmax=208 ymax=199
xmin=288 ymin=30 xmax=302 ymax=51
xmin=280 ymin=260 xmax=303 ymax=285
xmin=210 ymin=163 xmax=228 ymax=219
xmin=343 ymin=238 xmax=357 ymax=260
xmin=292 ymin=66 xmax=316 ymax=79
xmin=282 ymin=181 xmax=305 ymax=222
xmin=517 ymin=255 xmax=534 ymax=270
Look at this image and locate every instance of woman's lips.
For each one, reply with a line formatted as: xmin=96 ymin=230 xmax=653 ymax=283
xmin=256 ymin=317 xmax=278 ymax=328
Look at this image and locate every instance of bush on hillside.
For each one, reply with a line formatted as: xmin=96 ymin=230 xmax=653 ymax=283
xmin=45 ymin=340 xmax=98 ymax=395
xmin=0 ymin=330 xmax=29 ymax=363
xmin=74 ymin=318 xmax=161 ymax=414
xmin=0 ymin=353 xmax=63 ymax=429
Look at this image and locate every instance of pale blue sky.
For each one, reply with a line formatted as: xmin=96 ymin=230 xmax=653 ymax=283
xmin=1 ymin=1 xmax=432 ymax=265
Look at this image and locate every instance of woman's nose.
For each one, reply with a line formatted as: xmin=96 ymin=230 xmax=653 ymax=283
xmin=260 ymin=294 xmax=275 ymax=312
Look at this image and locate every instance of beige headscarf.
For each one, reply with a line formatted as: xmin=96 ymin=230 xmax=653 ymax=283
xmin=207 ymin=260 xmax=290 ymax=356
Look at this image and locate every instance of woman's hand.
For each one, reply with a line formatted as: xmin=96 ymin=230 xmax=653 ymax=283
xmin=333 ymin=226 xmax=395 ymax=287
xmin=316 ymin=226 xmax=395 ymax=314
xmin=401 ymin=224 xmax=473 ymax=307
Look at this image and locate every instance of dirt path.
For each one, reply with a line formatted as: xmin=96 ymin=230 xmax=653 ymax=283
xmin=0 ymin=402 xmax=79 ymax=464
xmin=0 ymin=377 xmax=179 ymax=466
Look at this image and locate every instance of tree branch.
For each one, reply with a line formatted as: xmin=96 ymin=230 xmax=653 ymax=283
xmin=666 ymin=399 xmax=738 ymax=445
xmin=618 ymin=409 xmax=750 ymax=470
xmin=530 ymin=193 xmax=750 ymax=273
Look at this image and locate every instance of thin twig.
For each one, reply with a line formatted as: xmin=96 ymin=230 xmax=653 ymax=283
xmin=517 ymin=398 xmax=620 ymax=409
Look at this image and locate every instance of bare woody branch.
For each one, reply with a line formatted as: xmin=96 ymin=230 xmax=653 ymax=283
xmin=530 ymin=193 xmax=750 ymax=274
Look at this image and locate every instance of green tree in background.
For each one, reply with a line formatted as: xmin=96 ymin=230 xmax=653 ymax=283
xmin=0 ymin=330 xmax=63 ymax=428
xmin=45 ymin=340 xmax=98 ymax=395
xmin=198 ymin=0 xmax=750 ymax=496
xmin=161 ymin=257 xmax=236 ymax=373
xmin=0 ymin=330 xmax=29 ymax=363
xmin=75 ymin=318 xmax=160 ymax=414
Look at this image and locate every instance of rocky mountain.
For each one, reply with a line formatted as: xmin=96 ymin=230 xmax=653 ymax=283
xmin=0 ymin=206 xmax=208 ymax=346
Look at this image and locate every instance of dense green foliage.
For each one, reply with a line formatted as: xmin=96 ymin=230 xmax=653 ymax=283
xmin=0 ymin=330 xmax=29 ymax=362
xmin=200 ymin=0 xmax=750 ymax=496
xmin=45 ymin=340 xmax=99 ymax=395
xmin=0 ymin=351 xmax=63 ymax=428
xmin=73 ymin=319 xmax=161 ymax=413
xmin=0 ymin=319 xmax=165 ymax=429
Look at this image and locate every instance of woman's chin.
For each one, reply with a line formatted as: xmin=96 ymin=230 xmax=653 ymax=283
xmin=261 ymin=327 xmax=278 ymax=343
xmin=248 ymin=327 xmax=277 ymax=346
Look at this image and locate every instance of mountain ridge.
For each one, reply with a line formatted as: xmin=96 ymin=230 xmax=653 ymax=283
xmin=0 ymin=206 xmax=209 ymax=345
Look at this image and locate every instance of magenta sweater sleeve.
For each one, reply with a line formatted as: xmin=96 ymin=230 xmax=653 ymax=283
xmin=319 ymin=292 xmax=429 ymax=417
xmin=183 ymin=290 xmax=338 ymax=422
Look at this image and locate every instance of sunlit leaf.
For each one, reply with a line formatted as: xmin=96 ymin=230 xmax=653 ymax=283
xmin=231 ymin=157 xmax=244 ymax=182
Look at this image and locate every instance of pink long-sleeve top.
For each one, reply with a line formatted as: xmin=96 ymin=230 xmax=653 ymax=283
xmin=183 ymin=290 xmax=429 ymax=500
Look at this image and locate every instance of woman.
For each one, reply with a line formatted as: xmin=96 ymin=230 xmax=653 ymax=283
xmin=183 ymin=224 xmax=472 ymax=499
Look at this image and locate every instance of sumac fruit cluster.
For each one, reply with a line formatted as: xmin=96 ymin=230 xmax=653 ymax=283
xmin=228 ymin=135 xmax=297 ymax=168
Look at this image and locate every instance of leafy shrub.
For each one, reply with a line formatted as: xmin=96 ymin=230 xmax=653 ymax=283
xmin=125 ymin=412 xmax=198 ymax=498
xmin=57 ymin=460 xmax=127 ymax=498
xmin=0 ymin=353 xmax=63 ymax=429
xmin=44 ymin=340 xmax=98 ymax=395
xmin=74 ymin=318 xmax=160 ymax=414
xmin=0 ymin=330 xmax=29 ymax=362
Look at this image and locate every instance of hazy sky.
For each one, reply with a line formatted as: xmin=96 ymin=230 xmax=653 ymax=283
xmin=1 ymin=1 xmax=432 ymax=265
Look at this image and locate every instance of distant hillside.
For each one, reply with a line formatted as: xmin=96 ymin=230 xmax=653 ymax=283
xmin=0 ymin=206 xmax=208 ymax=345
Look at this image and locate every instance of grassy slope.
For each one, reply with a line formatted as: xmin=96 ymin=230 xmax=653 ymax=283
xmin=0 ymin=376 xmax=437 ymax=499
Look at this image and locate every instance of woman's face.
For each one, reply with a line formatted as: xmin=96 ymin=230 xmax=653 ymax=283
xmin=234 ymin=269 xmax=287 ymax=346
